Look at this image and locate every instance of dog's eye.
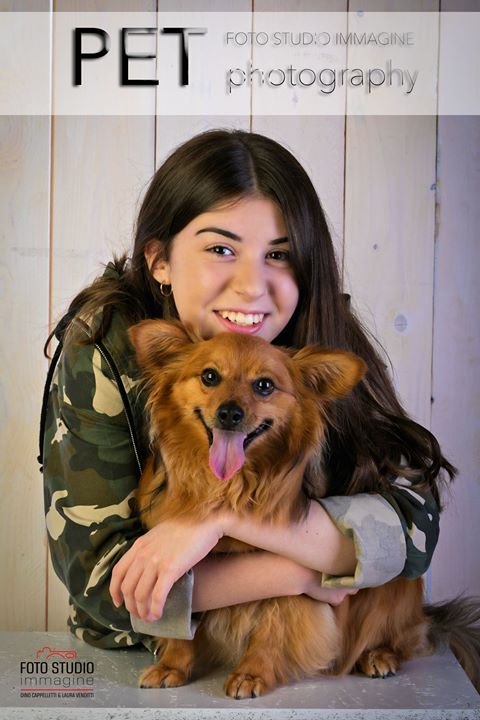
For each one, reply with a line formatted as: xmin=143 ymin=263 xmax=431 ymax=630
xmin=253 ymin=378 xmax=275 ymax=396
xmin=201 ymin=368 xmax=221 ymax=387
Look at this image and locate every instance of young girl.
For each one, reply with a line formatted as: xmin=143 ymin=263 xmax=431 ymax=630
xmin=42 ymin=128 xmax=455 ymax=652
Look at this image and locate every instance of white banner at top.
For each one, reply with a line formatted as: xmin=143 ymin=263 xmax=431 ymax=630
xmin=0 ymin=11 xmax=478 ymax=116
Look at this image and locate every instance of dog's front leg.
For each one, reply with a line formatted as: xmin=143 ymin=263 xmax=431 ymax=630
xmin=223 ymin=626 xmax=278 ymax=699
xmin=223 ymin=596 xmax=338 ymax=698
xmin=139 ymin=638 xmax=196 ymax=688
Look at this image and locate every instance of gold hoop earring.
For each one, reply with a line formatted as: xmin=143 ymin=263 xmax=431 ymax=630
xmin=160 ymin=282 xmax=173 ymax=297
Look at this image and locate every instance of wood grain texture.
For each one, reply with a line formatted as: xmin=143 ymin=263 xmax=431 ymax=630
xmin=252 ymin=0 xmax=347 ymax=267
xmin=0 ymin=116 xmax=50 ymax=630
xmin=154 ymin=0 xmax=252 ymax=160
xmin=345 ymin=0 xmax=479 ymax=604
xmin=429 ymin=116 xmax=480 ymax=600
xmin=0 ymin=0 xmax=51 ymax=640
xmin=344 ymin=0 xmax=438 ymax=427
xmin=343 ymin=114 xmax=438 ymax=426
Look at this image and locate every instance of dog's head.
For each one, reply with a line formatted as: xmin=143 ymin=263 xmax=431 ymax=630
xmin=129 ymin=320 xmax=366 ymax=483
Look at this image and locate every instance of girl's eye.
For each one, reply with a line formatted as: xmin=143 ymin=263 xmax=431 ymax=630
xmin=206 ymin=246 xmax=290 ymax=262
xmin=252 ymin=378 xmax=275 ymax=396
xmin=207 ymin=245 xmax=233 ymax=256
xmin=268 ymin=250 xmax=290 ymax=262
xmin=201 ymin=368 xmax=221 ymax=387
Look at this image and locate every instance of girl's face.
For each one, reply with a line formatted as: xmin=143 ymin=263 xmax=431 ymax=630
xmin=148 ymin=195 xmax=299 ymax=343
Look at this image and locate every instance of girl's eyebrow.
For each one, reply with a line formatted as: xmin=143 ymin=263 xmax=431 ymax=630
xmin=195 ymin=227 xmax=289 ymax=246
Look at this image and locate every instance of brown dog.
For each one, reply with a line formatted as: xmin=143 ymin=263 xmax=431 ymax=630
xmin=126 ymin=319 xmax=456 ymax=697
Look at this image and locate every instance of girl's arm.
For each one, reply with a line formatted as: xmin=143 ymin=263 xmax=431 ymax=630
xmin=222 ymin=485 xmax=439 ymax=592
xmin=113 ymin=481 xmax=438 ymax=623
xmin=191 ymin=552 xmax=358 ymax=613
xmin=112 ymin=500 xmax=357 ymax=623
xmin=119 ymin=531 xmax=358 ymax=624
xmin=221 ymin=480 xmax=439 ymax=591
xmin=221 ymin=500 xmax=357 ymax=578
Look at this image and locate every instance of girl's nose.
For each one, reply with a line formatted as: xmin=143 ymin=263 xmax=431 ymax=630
xmin=232 ymin=258 xmax=267 ymax=300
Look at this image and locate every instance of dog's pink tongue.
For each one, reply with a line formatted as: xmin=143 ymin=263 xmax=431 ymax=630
xmin=209 ymin=429 xmax=246 ymax=481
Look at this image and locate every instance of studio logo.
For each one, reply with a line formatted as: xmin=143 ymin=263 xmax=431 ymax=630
xmin=19 ymin=646 xmax=95 ymax=699
xmin=74 ymin=26 xmax=207 ymax=86
xmin=36 ymin=646 xmax=78 ymax=660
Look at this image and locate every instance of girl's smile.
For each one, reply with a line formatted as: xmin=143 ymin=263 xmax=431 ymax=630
xmin=214 ymin=311 xmax=267 ymax=335
xmin=148 ymin=196 xmax=299 ymax=343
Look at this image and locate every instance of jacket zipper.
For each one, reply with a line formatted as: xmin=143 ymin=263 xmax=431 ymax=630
xmin=94 ymin=341 xmax=143 ymax=477
xmin=75 ymin=317 xmax=143 ymax=478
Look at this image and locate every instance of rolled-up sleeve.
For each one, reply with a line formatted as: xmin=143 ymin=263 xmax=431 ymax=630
xmin=130 ymin=571 xmax=201 ymax=640
xmin=379 ymin=476 xmax=440 ymax=579
xmin=317 ymin=476 xmax=440 ymax=589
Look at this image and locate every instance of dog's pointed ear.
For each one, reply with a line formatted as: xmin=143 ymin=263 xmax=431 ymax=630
xmin=291 ymin=345 xmax=367 ymax=401
xmin=128 ymin=319 xmax=197 ymax=369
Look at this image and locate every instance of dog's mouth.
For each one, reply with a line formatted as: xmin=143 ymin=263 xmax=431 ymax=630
xmin=194 ymin=408 xmax=273 ymax=482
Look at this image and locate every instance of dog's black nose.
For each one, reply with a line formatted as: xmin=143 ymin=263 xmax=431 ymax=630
xmin=216 ymin=402 xmax=244 ymax=430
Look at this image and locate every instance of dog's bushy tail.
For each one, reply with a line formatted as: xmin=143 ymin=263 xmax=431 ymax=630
xmin=424 ymin=596 xmax=480 ymax=692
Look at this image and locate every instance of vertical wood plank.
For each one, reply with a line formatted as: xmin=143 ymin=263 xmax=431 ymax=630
xmin=344 ymin=0 xmax=438 ymax=429
xmin=0 ymin=0 xmax=51 ymax=631
xmin=155 ymin=0 xmax=251 ymax=166
xmin=344 ymin=114 xmax=438 ymax=426
xmin=429 ymin=116 xmax=480 ymax=599
xmin=0 ymin=117 xmax=51 ymax=629
xmin=344 ymin=0 xmax=479 ymax=603
xmin=427 ymin=0 xmax=480 ymax=603
xmin=47 ymin=0 xmax=158 ymax=630
xmin=252 ymin=0 xmax=347 ymax=257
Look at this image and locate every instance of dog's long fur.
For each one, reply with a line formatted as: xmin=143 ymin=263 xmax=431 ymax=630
xmin=129 ymin=319 xmax=480 ymax=697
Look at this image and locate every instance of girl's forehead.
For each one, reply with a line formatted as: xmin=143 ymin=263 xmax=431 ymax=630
xmin=191 ymin=196 xmax=286 ymax=225
xmin=171 ymin=200 xmax=288 ymax=252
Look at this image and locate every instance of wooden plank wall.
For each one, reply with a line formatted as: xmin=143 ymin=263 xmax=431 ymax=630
xmin=429 ymin=0 xmax=480 ymax=607
xmin=0 ymin=0 xmax=478 ymax=634
xmin=0 ymin=0 xmax=51 ymax=632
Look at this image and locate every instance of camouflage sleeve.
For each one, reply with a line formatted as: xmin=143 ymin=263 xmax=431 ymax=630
xmin=379 ymin=476 xmax=440 ymax=579
xmin=317 ymin=476 xmax=439 ymax=589
xmin=43 ymin=338 xmax=196 ymax=648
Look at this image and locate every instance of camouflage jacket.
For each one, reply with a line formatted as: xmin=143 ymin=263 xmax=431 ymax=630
xmin=42 ymin=264 xmax=440 ymax=650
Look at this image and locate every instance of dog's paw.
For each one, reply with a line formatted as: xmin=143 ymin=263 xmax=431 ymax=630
xmin=357 ymin=648 xmax=399 ymax=678
xmin=139 ymin=662 xmax=189 ymax=689
xmin=224 ymin=672 xmax=271 ymax=699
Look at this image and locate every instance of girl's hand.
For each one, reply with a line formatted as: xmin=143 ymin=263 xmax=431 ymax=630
xmin=303 ymin=571 xmax=359 ymax=606
xmin=109 ymin=515 xmax=227 ymax=622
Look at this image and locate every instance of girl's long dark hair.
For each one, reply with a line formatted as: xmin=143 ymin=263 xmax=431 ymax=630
xmin=45 ymin=128 xmax=456 ymax=505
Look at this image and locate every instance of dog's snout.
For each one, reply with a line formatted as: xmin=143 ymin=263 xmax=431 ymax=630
xmin=216 ymin=402 xmax=244 ymax=430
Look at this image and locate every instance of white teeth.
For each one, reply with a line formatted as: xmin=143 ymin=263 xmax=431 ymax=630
xmin=219 ymin=311 xmax=264 ymax=326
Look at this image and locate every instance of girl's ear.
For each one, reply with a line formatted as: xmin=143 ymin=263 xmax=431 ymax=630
xmin=291 ymin=345 xmax=367 ymax=401
xmin=128 ymin=319 xmax=198 ymax=369
xmin=144 ymin=239 xmax=170 ymax=283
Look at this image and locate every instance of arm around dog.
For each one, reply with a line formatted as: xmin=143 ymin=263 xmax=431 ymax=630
xmin=220 ymin=500 xmax=357 ymax=579
xmin=191 ymin=551 xmax=359 ymax=611
xmin=221 ymin=485 xmax=439 ymax=590
xmin=111 ymin=514 xmax=359 ymax=622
